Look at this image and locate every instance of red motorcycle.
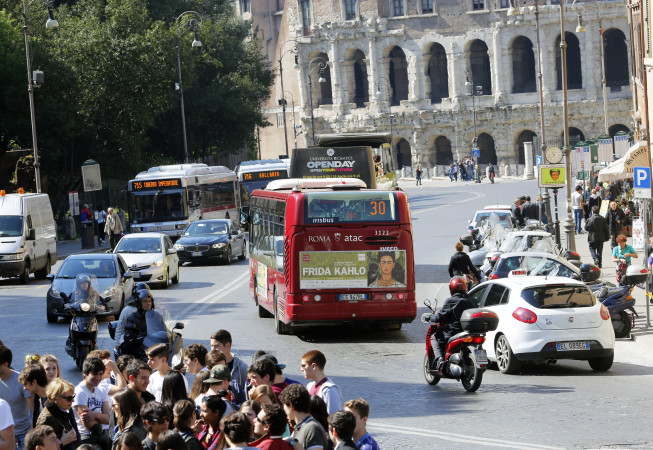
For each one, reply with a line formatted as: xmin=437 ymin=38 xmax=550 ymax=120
xmin=422 ymin=299 xmax=499 ymax=392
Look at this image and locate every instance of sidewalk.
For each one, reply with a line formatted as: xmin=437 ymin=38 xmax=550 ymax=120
xmin=56 ymin=238 xmax=111 ymax=260
xmin=572 ymin=227 xmax=653 ymax=346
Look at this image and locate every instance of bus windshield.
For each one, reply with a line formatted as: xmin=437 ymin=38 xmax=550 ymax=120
xmin=0 ymin=216 xmax=23 ymax=237
xmin=304 ymin=192 xmax=398 ymax=224
xmin=131 ymin=189 xmax=187 ymax=224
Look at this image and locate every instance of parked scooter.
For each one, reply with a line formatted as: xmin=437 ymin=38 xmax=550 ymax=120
xmin=594 ymin=264 xmax=649 ymax=338
xmin=422 ymin=298 xmax=499 ymax=392
xmin=62 ymin=274 xmax=111 ymax=369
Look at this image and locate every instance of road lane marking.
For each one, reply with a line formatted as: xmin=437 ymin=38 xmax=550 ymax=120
xmin=0 ymin=284 xmax=48 ymax=291
xmin=411 ymin=190 xmax=486 ymax=216
xmin=368 ymin=422 xmax=561 ymax=449
xmin=173 ymin=271 xmax=249 ymax=320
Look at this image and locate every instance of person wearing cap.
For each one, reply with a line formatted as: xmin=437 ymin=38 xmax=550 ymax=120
xmin=201 ymin=365 xmax=236 ymax=414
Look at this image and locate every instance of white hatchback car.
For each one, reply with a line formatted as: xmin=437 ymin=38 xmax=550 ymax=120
xmin=467 ymin=275 xmax=615 ymax=374
xmin=113 ymin=232 xmax=180 ymax=289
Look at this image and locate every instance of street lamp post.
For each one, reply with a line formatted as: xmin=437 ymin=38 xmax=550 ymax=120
xmin=284 ymin=90 xmax=298 ymax=149
xmin=22 ymin=0 xmax=58 ymax=193
xmin=278 ymin=40 xmax=299 ymax=157
xmin=175 ymin=11 xmax=202 ymax=164
xmin=307 ymin=57 xmax=327 ymax=146
xmin=465 ymin=67 xmax=482 ymax=183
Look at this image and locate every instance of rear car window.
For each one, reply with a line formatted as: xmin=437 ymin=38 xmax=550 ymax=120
xmin=520 ymin=285 xmax=595 ymax=309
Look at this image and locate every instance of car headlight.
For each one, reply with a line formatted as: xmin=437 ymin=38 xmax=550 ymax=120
xmin=212 ymin=243 xmax=227 ymax=249
xmin=174 ymin=244 xmax=184 ymax=250
xmin=102 ymin=287 xmax=117 ymax=297
xmin=2 ymin=254 xmax=18 ymax=260
xmin=49 ymin=288 xmax=60 ymax=297
xmin=151 ymin=259 xmax=164 ymax=267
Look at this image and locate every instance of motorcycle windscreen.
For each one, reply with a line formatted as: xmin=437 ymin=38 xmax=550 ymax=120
xmin=143 ymin=310 xmax=169 ymax=348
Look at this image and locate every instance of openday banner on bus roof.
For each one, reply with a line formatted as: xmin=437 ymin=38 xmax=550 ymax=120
xmin=290 ymin=146 xmax=376 ymax=188
xmin=300 ymin=250 xmax=407 ymax=289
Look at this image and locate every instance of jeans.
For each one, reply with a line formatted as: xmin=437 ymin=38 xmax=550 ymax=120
xmin=15 ymin=432 xmax=26 ymax=450
xmin=573 ymin=209 xmax=583 ymax=232
xmin=589 ymin=241 xmax=604 ymax=267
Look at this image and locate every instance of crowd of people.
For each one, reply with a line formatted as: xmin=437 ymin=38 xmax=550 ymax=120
xmin=447 ymin=159 xmax=478 ymax=182
xmin=0 ymin=331 xmax=380 ymax=450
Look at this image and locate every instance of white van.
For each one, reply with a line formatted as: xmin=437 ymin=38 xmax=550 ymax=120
xmin=0 ymin=192 xmax=57 ymax=283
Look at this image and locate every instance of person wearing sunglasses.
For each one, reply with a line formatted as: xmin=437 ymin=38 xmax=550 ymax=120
xmin=141 ymin=402 xmax=170 ymax=450
xmin=35 ymin=379 xmax=80 ymax=450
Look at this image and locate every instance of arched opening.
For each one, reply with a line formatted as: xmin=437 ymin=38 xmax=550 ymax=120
xmin=511 ymin=36 xmax=536 ymax=93
xmin=426 ymin=43 xmax=449 ymax=104
xmin=561 ymin=127 xmax=585 ymax=146
xmin=516 ymin=130 xmax=537 ymax=165
xmin=344 ymin=49 xmax=369 ymax=107
xmin=477 ymin=133 xmax=497 ymax=165
xmin=467 ymin=40 xmax=492 ymax=95
xmin=603 ymin=29 xmax=629 ymax=89
xmin=396 ymin=138 xmax=412 ymax=169
xmin=435 ymin=136 xmax=453 ymax=165
xmin=555 ymin=33 xmax=582 ymax=90
xmin=609 ymin=124 xmax=630 ymax=137
xmin=389 ymin=46 xmax=409 ymax=105
xmin=310 ymin=52 xmax=332 ymax=106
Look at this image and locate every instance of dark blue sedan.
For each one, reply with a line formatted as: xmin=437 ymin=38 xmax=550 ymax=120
xmin=174 ymin=219 xmax=246 ymax=264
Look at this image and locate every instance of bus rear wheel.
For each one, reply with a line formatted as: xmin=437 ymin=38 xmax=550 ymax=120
xmin=273 ymin=291 xmax=290 ymax=335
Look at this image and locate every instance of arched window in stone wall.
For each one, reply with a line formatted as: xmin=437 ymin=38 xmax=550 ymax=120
xmin=477 ymin=133 xmax=497 ymax=165
xmin=603 ymin=28 xmax=629 ymax=89
xmin=311 ymin=52 xmax=332 ymax=106
xmin=511 ymin=36 xmax=536 ymax=93
xmin=389 ymin=46 xmax=409 ymax=105
xmin=426 ymin=43 xmax=449 ymax=104
xmin=435 ymin=136 xmax=453 ymax=165
xmin=344 ymin=49 xmax=368 ymax=107
xmin=467 ymin=40 xmax=492 ymax=95
xmin=516 ymin=130 xmax=537 ymax=165
xmin=555 ymin=33 xmax=582 ymax=90
xmin=561 ymin=127 xmax=585 ymax=146
xmin=396 ymin=138 xmax=412 ymax=169
xmin=609 ymin=124 xmax=629 ymax=137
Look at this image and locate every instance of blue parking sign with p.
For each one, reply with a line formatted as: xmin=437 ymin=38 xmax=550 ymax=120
xmin=634 ymin=167 xmax=651 ymax=189
xmin=536 ymin=155 xmax=542 ymax=166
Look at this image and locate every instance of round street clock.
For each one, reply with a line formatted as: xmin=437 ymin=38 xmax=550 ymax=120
xmin=545 ymin=146 xmax=563 ymax=164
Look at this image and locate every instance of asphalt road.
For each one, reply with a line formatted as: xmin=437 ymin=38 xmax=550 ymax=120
xmin=2 ymin=179 xmax=653 ymax=449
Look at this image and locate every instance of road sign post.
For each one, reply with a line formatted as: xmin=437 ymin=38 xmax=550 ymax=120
xmin=633 ymin=166 xmax=652 ymax=327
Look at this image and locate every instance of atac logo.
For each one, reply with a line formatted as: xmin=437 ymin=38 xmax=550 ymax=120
xmin=345 ymin=235 xmax=362 ymax=242
xmin=334 ymin=233 xmax=342 ymax=242
xmin=308 ymin=235 xmax=331 ymax=243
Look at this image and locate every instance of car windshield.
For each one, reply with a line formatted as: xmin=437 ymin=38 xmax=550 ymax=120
xmin=521 ymin=285 xmax=595 ymax=308
xmin=474 ymin=212 xmax=512 ymax=229
xmin=497 ymin=256 xmax=577 ymax=279
xmin=184 ymin=222 xmax=228 ymax=235
xmin=115 ymin=238 xmax=161 ymax=253
xmin=58 ymin=259 xmax=117 ymax=279
xmin=501 ymin=235 xmax=554 ymax=253
xmin=0 ymin=216 xmax=23 ymax=237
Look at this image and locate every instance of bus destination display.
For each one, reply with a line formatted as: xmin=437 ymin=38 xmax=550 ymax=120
xmin=131 ymin=178 xmax=182 ymax=191
xmin=242 ymin=170 xmax=288 ymax=181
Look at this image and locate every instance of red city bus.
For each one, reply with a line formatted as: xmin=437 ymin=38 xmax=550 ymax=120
xmin=248 ymin=178 xmax=416 ymax=334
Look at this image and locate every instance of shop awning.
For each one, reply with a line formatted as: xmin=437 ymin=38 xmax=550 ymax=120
xmin=597 ymin=141 xmax=649 ymax=182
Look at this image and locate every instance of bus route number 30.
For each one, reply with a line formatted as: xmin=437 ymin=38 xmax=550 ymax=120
xmin=368 ymin=200 xmax=386 ymax=216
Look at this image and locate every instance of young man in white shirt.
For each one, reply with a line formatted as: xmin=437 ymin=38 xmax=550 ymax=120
xmin=300 ymin=350 xmax=342 ymax=415
xmin=72 ymin=358 xmax=111 ymax=448
xmin=0 ymin=398 xmax=15 ymax=450
xmin=146 ymin=343 xmax=187 ymax=402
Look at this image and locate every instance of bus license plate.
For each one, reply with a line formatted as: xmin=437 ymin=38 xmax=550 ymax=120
xmin=556 ymin=341 xmax=590 ymax=351
xmin=339 ymin=294 xmax=367 ymax=301
xmin=191 ymin=252 xmax=203 ymax=257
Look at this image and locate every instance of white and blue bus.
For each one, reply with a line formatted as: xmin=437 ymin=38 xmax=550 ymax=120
xmin=235 ymin=159 xmax=289 ymax=227
xmin=128 ymin=164 xmax=239 ymax=239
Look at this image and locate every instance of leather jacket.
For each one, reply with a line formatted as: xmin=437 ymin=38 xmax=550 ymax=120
xmin=430 ymin=293 xmax=477 ymax=341
xmin=448 ymin=252 xmax=481 ymax=280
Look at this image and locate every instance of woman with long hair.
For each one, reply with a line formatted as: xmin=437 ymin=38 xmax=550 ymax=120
xmin=189 ymin=371 xmax=210 ymax=406
xmin=111 ymin=389 xmax=146 ymax=450
xmin=36 ymin=379 xmax=80 ymax=450
xmin=41 ymin=355 xmax=61 ymax=383
xmin=161 ymin=371 xmax=188 ymax=411
xmin=115 ymin=432 xmax=144 ymax=450
xmin=196 ymin=395 xmax=227 ymax=450
xmin=172 ymin=400 xmax=203 ymax=450
xmin=238 ymin=401 xmax=261 ymax=441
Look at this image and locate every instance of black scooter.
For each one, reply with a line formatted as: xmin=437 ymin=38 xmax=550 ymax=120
xmin=62 ymin=292 xmax=110 ymax=369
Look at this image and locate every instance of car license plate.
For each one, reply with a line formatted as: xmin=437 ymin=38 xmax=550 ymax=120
xmin=474 ymin=349 xmax=488 ymax=367
xmin=191 ymin=251 xmax=203 ymax=257
xmin=132 ymin=272 xmax=141 ymax=279
xmin=556 ymin=341 xmax=590 ymax=351
xmin=339 ymin=294 xmax=367 ymax=301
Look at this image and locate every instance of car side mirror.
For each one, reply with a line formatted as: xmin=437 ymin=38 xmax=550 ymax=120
xmin=174 ymin=322 xmax=185 ymax=330
xmin=46 ymin=274 xmax=55 ymax=283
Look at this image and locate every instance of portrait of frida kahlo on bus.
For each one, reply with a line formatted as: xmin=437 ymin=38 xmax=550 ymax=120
xmin=368 ymin=251 xmax=406 ymax=288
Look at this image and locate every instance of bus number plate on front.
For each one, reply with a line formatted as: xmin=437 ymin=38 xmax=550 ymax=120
xmin=339 ymin=294 xmax=367 ymax=301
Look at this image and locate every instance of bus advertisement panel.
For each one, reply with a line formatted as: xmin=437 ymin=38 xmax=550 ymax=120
xmin=248 ymin=178 xmax=415 ymax=334
xmin=290 ymin=146 xmax=376 ymax=188
xmin=299 ymin=250 xmax=407 ymax=289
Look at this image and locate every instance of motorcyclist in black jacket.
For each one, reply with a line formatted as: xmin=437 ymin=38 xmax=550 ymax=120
xmin=428 ymin=277 xmax=477 ymax=372
xmin=117 ymin=289 xmax=154 ymax=360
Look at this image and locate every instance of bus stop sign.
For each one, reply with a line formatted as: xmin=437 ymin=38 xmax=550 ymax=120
xmin=472 ymin=149 xmax=480 ymax=158
xmin=634 ymin=166 xmax=651 ymax=198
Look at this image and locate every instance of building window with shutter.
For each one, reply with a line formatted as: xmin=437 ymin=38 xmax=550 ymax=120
xmin=394 ymin=0 xmax=404 ymax=16
xmin=344 ymin=0 xmax=356 ymax=20
xmin=300 ymin=0 xmax=312 ymax=35
xmin=472 ymin=0 xmax=484 ymax=10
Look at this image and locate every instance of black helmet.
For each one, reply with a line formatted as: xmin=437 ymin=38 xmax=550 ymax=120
xmin=135 ymin=289 xmax=155 ymax=310
xmin=134 ymin=282 xmax=151 ymax=292
xmin=449 ymin=276 xmax=468 ymax=296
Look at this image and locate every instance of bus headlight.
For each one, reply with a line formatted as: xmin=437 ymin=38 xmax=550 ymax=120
xmin=212 ymin=243 xmax=227 ymax=249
